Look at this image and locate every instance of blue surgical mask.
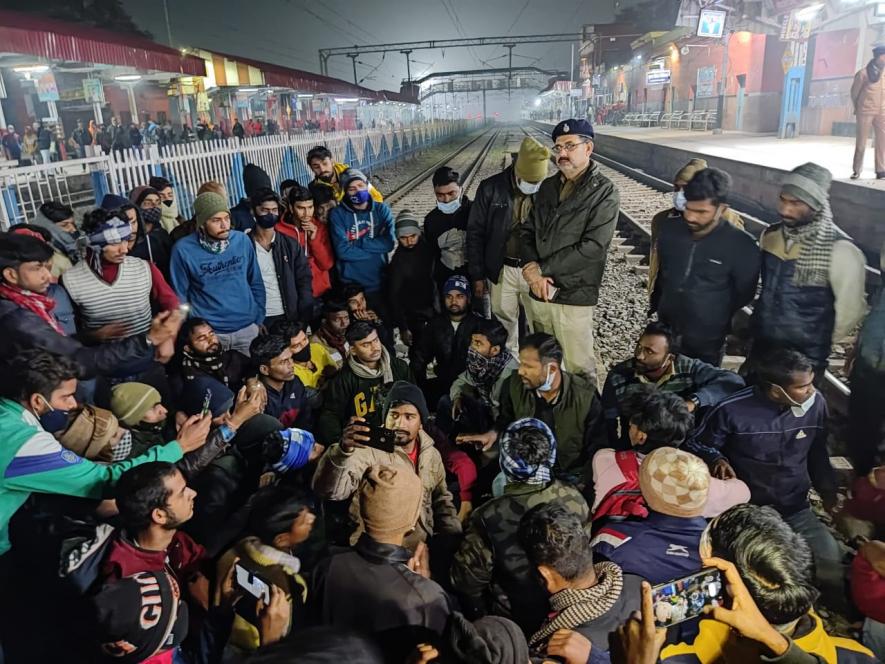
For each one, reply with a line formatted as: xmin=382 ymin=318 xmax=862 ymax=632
xmin=255 ymin=212 xmax=279 ymax=229
xmin=349 ymin=189 xmax=371 ymax=206
xmin=536 ymin=364 xmax=556 ymax=393
xmin=436 ymin=198 xmax=461 ymax=215
xmin=37 ymin=395 xmax=70 ymax=433
xmin=672 ymin=190 xmax=687 ymax=212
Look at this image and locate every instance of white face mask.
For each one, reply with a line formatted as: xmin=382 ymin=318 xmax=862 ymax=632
xmin=517 ymin=178 xmax=542 ymax=195
xmin=672 ymin=190 xmax=687 ymax=211
xmin=789 ymin=391 xmax=816 ymax=417
xmin=436 ymin=198 xmax=461 ymax=215
xmin=537 ymin=364 xmax=556 ymax=393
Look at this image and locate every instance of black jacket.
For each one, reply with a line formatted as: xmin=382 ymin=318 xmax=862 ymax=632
xmin=652 ymin=217 xmax=760 ymax=357
xmin=230 ymin=200 xmax=254 ymax=232
xmin=519 ymin=163 xmax=619 ymax=306
xmin=0 ymin=299 xmax=154 ymax=379
xmin=387 ymin=237 xmax=437 ymax=329
xmin=424 ymin=196 xmax=471 ymax=287
xmin=37 ymin=128 xmax=52 ymax=150
xmin=467 ymin=167 xmax=517 ymax=284
xmin=248 ymin=231 xmax=314 ymax=322
xmin=410 ymin=312 xmax=484 ymax=391
xmin=312 ymin=534 xmax=452 ymax=637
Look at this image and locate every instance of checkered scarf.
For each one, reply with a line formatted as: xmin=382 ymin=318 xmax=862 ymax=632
xmin=529 ymin=562 xmax=624 ymax=647
xmin=781 ymin=200 xmax=840 ymax=287
xmin=499 ymin=417 xmax=556 ymax=485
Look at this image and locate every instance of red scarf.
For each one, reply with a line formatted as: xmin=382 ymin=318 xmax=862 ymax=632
xmin=0 ymin=282 xmax=65 ymax=335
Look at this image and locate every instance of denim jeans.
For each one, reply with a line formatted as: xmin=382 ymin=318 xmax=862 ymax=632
xmin=783 ymin=507 xmax=848 ymax=612
xmin=215 ymin=323 xmax=259 ymax=356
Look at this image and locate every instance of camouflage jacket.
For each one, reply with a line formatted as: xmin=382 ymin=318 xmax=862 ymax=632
xmin=451 ymin=480 xmax=589 ymax=634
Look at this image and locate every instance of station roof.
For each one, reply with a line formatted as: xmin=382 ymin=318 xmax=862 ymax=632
xmin=0 ymin=10 xmax=206 ymax=76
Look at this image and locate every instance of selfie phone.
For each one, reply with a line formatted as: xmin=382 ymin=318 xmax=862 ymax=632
xmin=177 ymin=303 xmax=191 ymax=316
xmin=200 ymin=389 xmax=212 ymax=418
xmin=651 ymin=567 xmax=725 ymax=628
xmin=364 ymin=425 xmax=396 ymax=453
xmin=234 ymin=562 xmax=271 ymax=604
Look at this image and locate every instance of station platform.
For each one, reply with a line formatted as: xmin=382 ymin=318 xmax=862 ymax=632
xmin=537 ymin=122 xmax=885 ymax=262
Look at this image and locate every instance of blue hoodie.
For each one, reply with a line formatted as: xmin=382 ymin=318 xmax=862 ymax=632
xmin=328 ymin=198 xmax=395 ymax=293
xmin=169 ymin=230 xmax=266 ymax=333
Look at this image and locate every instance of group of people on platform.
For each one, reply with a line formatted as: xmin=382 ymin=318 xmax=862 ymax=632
xmin=0 ymin=116 xmax=881 ymax=664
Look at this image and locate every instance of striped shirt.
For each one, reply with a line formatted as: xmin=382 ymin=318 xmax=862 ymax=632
xmin=62 ymin=256 xmax=153 ymax=335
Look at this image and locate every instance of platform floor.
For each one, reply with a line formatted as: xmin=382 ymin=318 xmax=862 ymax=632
xmin=592 ymin=126 xmax=885 ymax=189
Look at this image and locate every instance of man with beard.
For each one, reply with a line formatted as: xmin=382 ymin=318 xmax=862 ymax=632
xmin=313 ymin=380 xmax=460 ymax=546
xmin=602 ymin=322 xmax=745 ymax=447
xmin=278 ymin=184 xmax=335 ymax=299
xmin=851 ymin=43 xmax=885 ymax=180
xmin=458 ymin=333 xmax=606 ymax=488
xmin=651 ymin=168 xmax=760 ymax=366
xmin=310 ymin=300 xmax=350 ymax=368
xmin=424 ymin=166 xmax=470 ymax=295
xmin=749 ymin=163 xmax=866 ymax=377
xmin=410 ymin=275 xmax=483 ymax=406
xmin=177 ymin=317 xmax=249 ymax=390
xmin=519 ymin=120 xmax=618 ymax=379
xmin=316 ymin=320 xmax=412 ymax=446
xmin=306 ymin=145 xmax=383 ymax=203
xmin=387 ymin=209 xmax=436 ymax=348
xmin=170 ymin=192 xmax=266 ymax=356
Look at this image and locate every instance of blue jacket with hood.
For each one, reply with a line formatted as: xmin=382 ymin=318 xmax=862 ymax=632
xmin=328 ymin=198 xmax=395 ymax=292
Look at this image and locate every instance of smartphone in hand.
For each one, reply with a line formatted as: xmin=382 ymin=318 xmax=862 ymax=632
xmin=234 ymin=562 xmax=271 ymax=604
xmin=651 ymin=568 xmax=725 ymax=628
xmin=363 ymin=425 xmax=396 ymax=454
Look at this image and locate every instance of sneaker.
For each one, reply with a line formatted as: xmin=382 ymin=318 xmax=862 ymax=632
xmin=851 ymin=172 xmax=861 ymax=179
xmin=877 ymin=172 xmax=885 ymax=179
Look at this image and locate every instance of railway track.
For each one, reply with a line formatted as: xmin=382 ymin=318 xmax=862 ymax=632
xmin=522 ymin=122 xmax=866 ymax=418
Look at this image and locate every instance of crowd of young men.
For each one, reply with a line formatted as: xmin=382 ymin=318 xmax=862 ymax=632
xmin=0 ymin=117 xmax=881 ymax=664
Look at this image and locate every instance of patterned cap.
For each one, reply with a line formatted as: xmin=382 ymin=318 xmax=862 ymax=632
xmin=639 ymin=447 xmax=710 ymax=518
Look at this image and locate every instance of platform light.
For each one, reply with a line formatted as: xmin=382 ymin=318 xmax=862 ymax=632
xmin=795 ymin=3 xmax=824 ymax=21
xmin=534 ymin=97 xmax=542 ymax=107
xmin=115 ymin=74 xmax=142 ymax=82
xmin=238 ymin=87 xmax=259 ymax=93
xmin=13 ymin=65 xmax=49 ymax=74
xmin=334 ymin=97 xmax=359 ymax=103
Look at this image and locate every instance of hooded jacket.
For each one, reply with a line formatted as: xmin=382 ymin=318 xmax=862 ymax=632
xmin=328 ymin=197 xmax=395 ymax=293
xmin=247 ymin=230 xmax=314 ymax=322
xmin=277 ymin=216 xmax=335 ymax=298
xmin=309 ymin=162 xmax=384 ymax=203
xmin=312 ymin=429 xmax=462 ymax=546
xmin=387 ymin=236 xmax=437 ymax=329
xmin=518 ymin=162 xmax=619 ymax=306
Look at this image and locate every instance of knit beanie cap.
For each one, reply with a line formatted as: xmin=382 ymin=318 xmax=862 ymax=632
xmin=341 ymin=167 xmax=368 ymax=189
xmin=359 ymin=464 xmax=423 ymax=538
xmin=639 ymin=447 xmax=710 ymax=518
xmin=515 ymin=137 xmax=551 ymax=183
xmin=91 ymin=570 xmax=189 ymax=663
xmin=100 ymin=193 xmax=131 ymax=211
xmin=243 ymin=163 xmax=272 ymax=199
xmin=448 ymin=612 xmax=530 ymax=664
xmin=383 ymin=380 xmax=430 ymax=423
xmin=110 ymin=382 xmax=162 ymax=427
xmin=395 ymin=209 xmax=421 ymax=237
xmin=272 ymin=428 xmax=317 ymax=473
xmin=179 ymin=375 xmax=235 ymax=418
xmin=192 ymin=192 xmax=229 ymax=229
xmin=874 ymin=42 xmax=885 ymax=57
xmin=149 ymin=176 xmax=172 ymax=192
xmin=59 ymin=405 xmax=122 ymax=461
xmin=443 ymin=274 xmax=470 ymax=298
xmin=780 ymin=162 xmax=832 ymax=212
xmin=499 ymin=417 xmax=557 ymax=484
xmin=129 ymin=186 xmax=159 ymax=207
xmin=674 ymin=158 xmax=708 ymax=184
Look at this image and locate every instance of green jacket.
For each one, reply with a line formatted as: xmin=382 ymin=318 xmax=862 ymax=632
xmin=0 ymin=399 xmax=183 ymax=555
xmin=451 ymin=480 xmax=589 ymax=634
xmin=518 ymin=162 xmax=619 ymax=306
xmin=315 ymin=357 xmax=413 ymax=445
xmin=498 ymin=370 xmax=606 ymax=485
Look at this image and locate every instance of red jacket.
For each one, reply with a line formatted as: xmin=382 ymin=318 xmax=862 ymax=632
xmin=852 ymin=550 xmax=885 ymax=623
xmin=101 ymin=530 xmax=205 ymax=587
xmin=277 ymin=215 xmax=334 ymax=297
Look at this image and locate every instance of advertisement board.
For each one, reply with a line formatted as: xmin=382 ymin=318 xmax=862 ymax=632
xmin=697 ymin=9 xmax=726 ymax=38
xmin=697 ymin=66 xmax=717 ymax=97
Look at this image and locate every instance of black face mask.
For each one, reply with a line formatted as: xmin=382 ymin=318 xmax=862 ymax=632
xmin=162 ymin=199 xmax=174 ymax=208
xmin=292 ymin=345 xmax=312 ymax=363
xmin=142 ymin=207 xmax=162 ymax=227
xmin=255 ymin=213 xmax=279 ymax=229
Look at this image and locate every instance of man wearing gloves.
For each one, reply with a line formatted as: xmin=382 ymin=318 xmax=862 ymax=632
xmin=170 ymin=192 xmax=265 ymax=356
xmin=519 ymin=119 xmax=619 ymax=379
xmin=468 ymin=137 xmax=551 ymax=354
xmin=328 ymin=168 xmax=395 ymax=312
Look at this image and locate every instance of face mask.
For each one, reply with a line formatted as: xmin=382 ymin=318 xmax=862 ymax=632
xmin=292 ymin=345 xmax=312 ymax=363
xmin=466 ymin=347 xmax=490 ymax=376
xmin=770 ymin=383 xmax=817 ymax=417
xmin=255 ymin=212 xmax=279 ymax=229
xmin=436 ymin=198 xmax=461 ymax=215
xmin=536 ymin=364 xmax=555 ymax=393
xmin=349 ymin=189 xmax=371 ymax=206
xmin=672 ymin=190 xmax=687 ymax=211
xmin=142 ymin=207 xmax=162 ymax=227
xmin=110 ymin=429 xmax=133 ymax=462
xmin=517 ymin=179 xmax=542 ymax=195
xmin=37 ymin=395 xmax=69 ymax=434
xmin=162 ymin=199 xmax=175 ymax=208
xmin=135 ymin=419 xmax=166 ymax=434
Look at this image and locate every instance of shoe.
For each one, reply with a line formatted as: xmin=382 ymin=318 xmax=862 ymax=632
xmin=850 ymin=172 xmax=860 ymax=180
xmin=877 ymin=172 xmax=885 ymax=180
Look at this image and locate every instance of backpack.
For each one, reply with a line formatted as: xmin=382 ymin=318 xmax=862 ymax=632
xmin=59 ymin=522 xmax=116 ymax=595
xmin=592 ymin=451 xmax=649 ymax=522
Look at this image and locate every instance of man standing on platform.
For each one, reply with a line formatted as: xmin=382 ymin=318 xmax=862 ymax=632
xmin=851 ymin=43 xmax=885 ymax=180
xmin=519 ymin=119 xmax=618 ymax=379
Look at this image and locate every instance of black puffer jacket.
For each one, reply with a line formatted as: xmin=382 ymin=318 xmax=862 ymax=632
xmin=410 ymin=312 xmax=484 ymax=391
xmin=519 ymin=163 xmax=619 ymax=306
xmin=467 ymin=166 xmax=516 ymax=284
xmin=0 ymin=299 xmax=154 ymax=378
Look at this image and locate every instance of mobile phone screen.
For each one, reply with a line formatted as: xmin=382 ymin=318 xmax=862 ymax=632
xmin=234 ymin=563 xmax=270 ymax=604
xmin=651 ymin=567 xmax=725 ymax=628
xmin=201 ymin=389 xmax=212 ymax=418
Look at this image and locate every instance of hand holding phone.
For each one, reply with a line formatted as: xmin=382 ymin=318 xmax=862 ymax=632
xmin=364 ymin=425 xmax=396 ymax=454
xmin=651 ymin=567 xmax=725 ymax=628
xmin=234 ymin=562 xmax=271 ymax=604
xmin=201 ymin=389 xmax=213 ymax=418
